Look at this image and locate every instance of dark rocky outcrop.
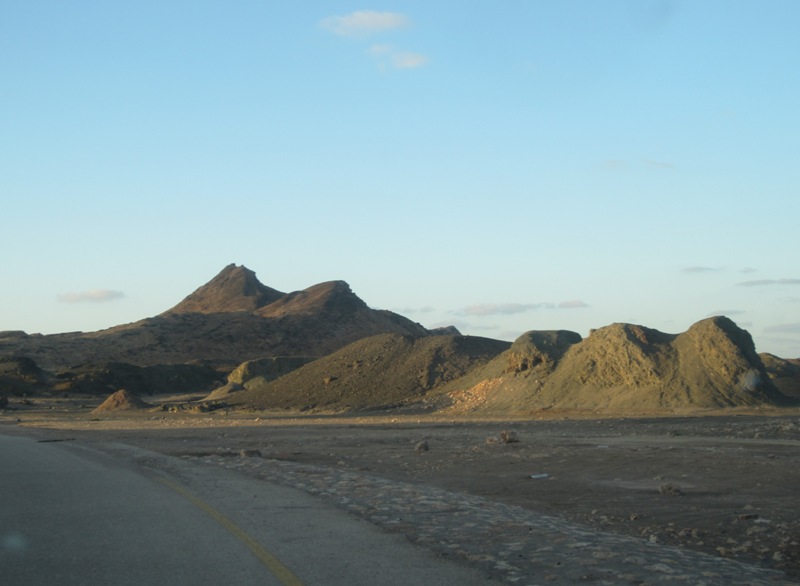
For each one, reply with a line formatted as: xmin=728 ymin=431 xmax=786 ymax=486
xmin=504 ymin=330 xmax=583 ymax=374
xmin=760 ymin=353 xmax=800 ymax=398
xmin=0 ymin=356 xmax=49 ymax=395
xmin=53 ymin=362 xmax=224 ymax=396
xmin=0 ymin=265 xmax=430 ymax=374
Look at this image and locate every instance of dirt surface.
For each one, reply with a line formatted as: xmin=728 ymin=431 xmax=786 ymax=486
xmin=4 ymin=396 xmax=800 ymax=581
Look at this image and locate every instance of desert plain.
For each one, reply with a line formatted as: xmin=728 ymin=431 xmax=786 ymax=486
xmin=4 ymin=393 xmax=799 ymax=583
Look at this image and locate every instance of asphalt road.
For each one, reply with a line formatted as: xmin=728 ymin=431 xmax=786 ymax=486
xmin=0 ymin=432 xmax=500 ymax=586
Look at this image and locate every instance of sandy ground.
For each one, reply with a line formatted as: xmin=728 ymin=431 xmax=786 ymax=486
xmin=3 ymin=394 xmax=800 ymax=580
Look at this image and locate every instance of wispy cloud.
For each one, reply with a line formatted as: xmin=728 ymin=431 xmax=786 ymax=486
xmin=391 ymin=51 xmax=428 ymax=69
xmin=558 ymin=300 xmax=589 ymax=309
xmin=737 ymin=278 xmax=800 ymax=287
xmin=368 ymin=44 xmax=393 ymax=55
xmin=369 ymin=44 xmax=428 ymax=69
xmin=681 ymin=266 xmax=724 ymax=274
xmin=763 ymin=323 xmax=800 ymax=334
xmin=459 ymin=300 xmax=588 ymax=316
xmin=323 ymin=11 xmax=427 ymax=70
xmin=58 ymin=289 xmax=124 ymax=304
xmin=320 ymin=10 xmax=409 ymax=37
xmin=740 ymin=267 xmax=757 ymax=274
xmin=643 ymin=159 xmax=675 ymax=170
xmin=461 ymin=303 xmax=545 ymax=316
xmin=706 ymin=309 xmax=746 ymax=317
xmin=602 ymin=159 xmax=628 ymax=171
xmin=394 ymin=305 xmax=435 ymax=314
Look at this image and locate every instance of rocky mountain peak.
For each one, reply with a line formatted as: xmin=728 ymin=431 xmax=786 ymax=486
xmin=257 ymin=280 xmax=367 ymax=318
xmin=164 ymin=264 xmax=285 ymax=315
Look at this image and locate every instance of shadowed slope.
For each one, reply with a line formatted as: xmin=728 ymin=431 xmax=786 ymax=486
xmin=759 ymin=353 xmax=800 ymax=399
xmin=165 ymin=264 xmax=284 ymax=314
xmin=230 ymin=333 xmax=510 ymax=412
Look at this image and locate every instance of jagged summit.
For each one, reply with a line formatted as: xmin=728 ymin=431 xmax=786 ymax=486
xmin=257 ymin=280 xmax=367 ymax=318
xmin=164 ymin=265 xmax=368 ymax=318
xmin=165 ymin=264 xmax=284 ymax=314
xmin=0 ymin=264 xmax=430 ymax=370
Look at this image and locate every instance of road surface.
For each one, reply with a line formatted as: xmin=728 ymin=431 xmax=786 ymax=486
xmin=0 ymin=431 xmax=500 ymax=585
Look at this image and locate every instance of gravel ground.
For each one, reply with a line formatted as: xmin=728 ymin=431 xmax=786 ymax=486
xmin=6 ymin=399 xmax=799 ymax=582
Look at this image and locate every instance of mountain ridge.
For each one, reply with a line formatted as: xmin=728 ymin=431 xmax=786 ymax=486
xmin=0 ymin=264 xmax=429 ymax=373
xmin=1 ymin=266 xmax=798 ymax=415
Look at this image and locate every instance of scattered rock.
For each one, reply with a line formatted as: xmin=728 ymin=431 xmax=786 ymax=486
xmin=659 ymin=484 xmax=682 ymax=496
xmin=415 ymin=440 xmax=429 ymax=454
xmin=191 ymin=401 xmax=225 ymax=413
xmin=204 ymin=382 xmax=244 ymax=401
xmin=500 ymin=430 xmax=519 ymax=443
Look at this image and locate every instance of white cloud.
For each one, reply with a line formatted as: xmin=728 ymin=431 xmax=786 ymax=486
xmin=392 ymin=52 xmax=428 ymax=69
xmin=558 ymin=300 xmax=589 ymax=309
xmin=58 ymin=289 xmax=125 ymax=304
xmin=324 ymin=12 xmax=427 ymax=70
xmin=368 ymin=44 xmax=428 ymax=70
xmin=321 ymin=11 xmax=409 ymax=37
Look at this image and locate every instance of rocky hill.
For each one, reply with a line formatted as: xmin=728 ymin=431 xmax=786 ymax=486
xmin=1 ymin=265 xmax=796 ymax=415
xmin=0 ymin=356 xmax=48 ymax=395
xmin=0 ymin=264 xmax=429 ymax=392
xmin=165 ymin=264 xmax=284 ymax=314
xmin=229 ymin=333 xmax=510 ymax=412
xmin=227 ymin=316 xmax=792 ymax=414
xmin=438 ymin=317 xmax=790 ymax=414
xmin=760 ymin=353 xmax=800 ymax=398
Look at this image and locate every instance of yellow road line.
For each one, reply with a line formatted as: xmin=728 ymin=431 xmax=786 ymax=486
xmin=156 ymin=476 xmax=304 ymax=586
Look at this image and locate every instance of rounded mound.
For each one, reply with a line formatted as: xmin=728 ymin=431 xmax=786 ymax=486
xmin=443 ymin=317 xmax=788 ymax=414
xmin=92 ymin=389 xmax=152 ymax=413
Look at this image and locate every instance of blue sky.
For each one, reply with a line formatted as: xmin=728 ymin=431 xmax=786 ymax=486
xmin=2 ymin=1 xmax=799 ymax=358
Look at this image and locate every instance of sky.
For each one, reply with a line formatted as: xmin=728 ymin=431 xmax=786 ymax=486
xmin=2 ymin=1 xmax=799 ymax=358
